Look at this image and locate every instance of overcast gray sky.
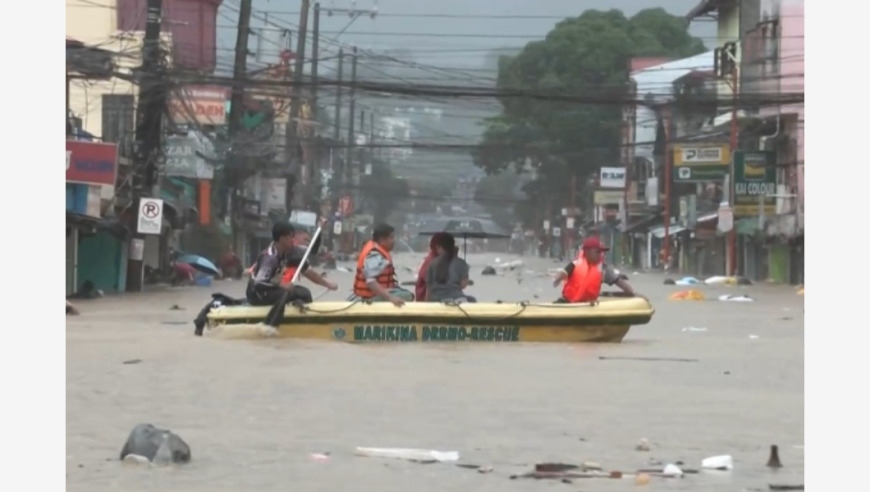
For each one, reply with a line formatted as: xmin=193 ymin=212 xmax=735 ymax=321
xmin=217 ymin=0 xmax=716 ymax=73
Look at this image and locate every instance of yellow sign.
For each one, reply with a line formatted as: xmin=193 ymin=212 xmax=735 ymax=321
xmin=594 ymin=190 xmax=624 ymax=205
xmin=743 ymin=160 xmax=767 ymax=178
xmin=673 ymin=145 xmax=731 ymax=166
xmin=735 ymin=203 xmax=776 ymax=216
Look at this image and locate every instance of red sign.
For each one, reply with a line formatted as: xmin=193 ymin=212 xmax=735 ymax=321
xmin=66 ymin=140 xmax=118 ymax=186
xmin=168 ymin=85 xmax=229 ymax=125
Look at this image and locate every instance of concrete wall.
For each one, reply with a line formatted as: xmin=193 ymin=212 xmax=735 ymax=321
xmin=757 ymin=0 xmax=804 ymax=212
xmin=66 ymin=0 xmax=172 ymax=138
xmin=779 ymin=0 xmax=804 ymax=210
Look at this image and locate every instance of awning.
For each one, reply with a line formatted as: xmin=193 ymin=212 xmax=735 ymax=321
xmin=66 ymin=211 xmax=129 ymax=236
xmin=621 ymin=214 xmax=659 ymax=233
xmin=650 ymin=224 xmax=687 ymax=239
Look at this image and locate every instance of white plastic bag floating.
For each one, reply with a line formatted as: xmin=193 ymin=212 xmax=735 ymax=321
xmin=718 ymin=294 xmax=753 ymax=302
xmin=675 ymin=276 xmax=701 ymax=286
xmin=662 ymin=463 xmax=684 ymax=477
xmin=706 ymin=275 xmax=740 ymax=285
xmin=701 ymin=455 xmax=734 ymax=470
xmin=354 ymin=447 xmax=460 ymax=462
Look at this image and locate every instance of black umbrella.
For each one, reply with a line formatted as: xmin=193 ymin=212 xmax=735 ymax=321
xmin=418 ymin=217 xmax=510 ymax=258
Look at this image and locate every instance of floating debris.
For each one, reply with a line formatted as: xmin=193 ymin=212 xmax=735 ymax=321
xmin=701 ymin=455 xmax=734 ymax=471
xmin=662 ymin=463 xmax=684 ymax=477
xmin=354 ymin=447 xmax=459 ymax=463
xmin=635 ymin=472 xmax=651 ymax=485
xmin=719 ymin=294 xmax=754 ymax=302
xmin=601 ymin=356 xmax=699 ymax=363
xmin=669 ymin=289 xmax=706 ymax=301
xmin=636 ymin=439 xmax=651 ymax=451
xmin=66 ymin=301 xmax=80 ymax=316
xmin=766 ymin=445 xmax=783 ymax=468
xmin=682 ymin=326 xmax=708 ymax=333
xmin=122 ymin=359 xmax=143 ymax=365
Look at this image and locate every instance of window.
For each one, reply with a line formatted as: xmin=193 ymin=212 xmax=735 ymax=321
xmin=101 ymin=94 xmax=135 ymax=144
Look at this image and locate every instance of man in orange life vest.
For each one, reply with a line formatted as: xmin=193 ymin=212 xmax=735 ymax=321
xmin=350 ymin=223 xmax=415 ymax=307
xmin=552 ymin=237 xmax=634 ymax=303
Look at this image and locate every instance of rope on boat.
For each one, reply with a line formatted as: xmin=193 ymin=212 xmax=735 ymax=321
xmin=444 ymin=300 xmax=530 ymax=322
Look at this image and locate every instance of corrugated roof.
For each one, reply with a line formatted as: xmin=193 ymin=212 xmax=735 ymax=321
xmin=632 ymin=52 xmax=715 ymax=160
xmin=685 ymin=0 xmax=736 ymax=20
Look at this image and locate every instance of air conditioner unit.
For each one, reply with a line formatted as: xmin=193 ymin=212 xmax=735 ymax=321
xmin=775 ymin=184 xmax=793 ymax=214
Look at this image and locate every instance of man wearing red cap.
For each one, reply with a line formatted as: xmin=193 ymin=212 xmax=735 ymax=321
xmin=552 ymin=236 xmax=634 ymax=303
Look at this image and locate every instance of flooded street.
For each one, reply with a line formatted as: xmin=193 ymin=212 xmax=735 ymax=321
xmin=66 ymin=253 xmax=804 ymax=491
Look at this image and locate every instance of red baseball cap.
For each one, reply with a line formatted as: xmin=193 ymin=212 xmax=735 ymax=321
xmin=582 ymin=237 xmax=610 ymax=251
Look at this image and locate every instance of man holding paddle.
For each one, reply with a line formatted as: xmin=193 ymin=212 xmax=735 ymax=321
xmin=192 ymin=222 xmax=337 ymax=335
xmin=251 ymin=222 xmax=337 ymax=327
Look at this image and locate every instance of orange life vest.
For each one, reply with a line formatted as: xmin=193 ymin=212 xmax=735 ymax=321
xmin=280 ymin=266 xmax=298 ymax=285
xmin=561 ymin=251 xmax=603 ymax=303
xmin=353 ymin=240 xmax=396 ymax=298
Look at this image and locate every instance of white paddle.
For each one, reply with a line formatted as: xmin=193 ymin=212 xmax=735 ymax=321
xmin=288 ymin=224 xmax=324 ymax=286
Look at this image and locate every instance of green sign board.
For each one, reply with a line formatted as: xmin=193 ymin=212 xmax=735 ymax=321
xmin=733 ymin=151 xmax=776 ymax=216
xmin=673 ymin=164 xmax=728 ymax=183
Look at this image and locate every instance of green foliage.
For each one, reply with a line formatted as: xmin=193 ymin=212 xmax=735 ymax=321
xmin=474 ymin=8 xmax=706 ymax=216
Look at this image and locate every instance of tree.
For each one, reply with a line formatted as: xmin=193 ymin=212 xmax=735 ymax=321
xmin=474 ymin=8 xmax=705 ymax=217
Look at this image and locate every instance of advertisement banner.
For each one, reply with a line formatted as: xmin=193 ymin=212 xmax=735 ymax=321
xmin=593 ymin=190 xmax=624 ymax=205
xmin=164 ymin=136 xmax=214 ymax=179
xmin=599 ymin=167 xmax=626 ymax=189
xmin=734 ymin=150 xmax=777 ymax=216
xmin=672 ymin=144 xmax=730 ymax=183
xmin=66 ymin=140 xmax=118 ymax=186
xmin=168 ymin=86 xmax=229 ymax=125
xmin=672 ymin=144 xmax=731 ymax=166
xmin=673 ymin=164 xmax=728 ymax=183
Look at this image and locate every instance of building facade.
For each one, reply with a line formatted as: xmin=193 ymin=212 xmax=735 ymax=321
xmin=66 ymin=0 xmax=222 ymax=291
xmin=686 ymin=0 xmax=804 ymax=284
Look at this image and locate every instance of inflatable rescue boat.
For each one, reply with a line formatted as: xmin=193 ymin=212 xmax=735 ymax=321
xmin=205 ymin=294 xmax=655 ymax=343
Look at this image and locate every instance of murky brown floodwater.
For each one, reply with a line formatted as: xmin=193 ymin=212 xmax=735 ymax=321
xmin=67 ymin=253 xmax=804 ymax=491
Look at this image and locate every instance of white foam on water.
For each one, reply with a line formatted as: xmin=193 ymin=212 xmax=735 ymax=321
xmin=206 ymin=323 xmax=279 ymax=340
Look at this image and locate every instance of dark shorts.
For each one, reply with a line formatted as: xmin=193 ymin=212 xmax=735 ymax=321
xmin=248 ymin=285 xmax=313 ymax=306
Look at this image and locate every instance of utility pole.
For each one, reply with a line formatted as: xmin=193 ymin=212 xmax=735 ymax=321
xmin=228 ymin=0 xmax=253 ymax=135
xmin=224 ymin=0 xmax=253 ymax=264
xmin=287 ymin=0 xmax=311 ymax=211
xmin=310 ymin=2 xmax=320 ymax=122
xmin=310 ymin=2 xmax=321 ymax=209
xmin=662 ymin=108 xmax=672 ymax=270
xmin=346 ymin=46 xmax=358 ymax=192
xmin=333 ymin=48 xmax=343 ymax=142
xmin=715 ymin=40 xmax=739 ymax=276
xmin=369 ymin=111 xmax=375 ymax=167
xmin=728 ymin=58 xmax=739 ymax=277
xmin=127 ymin=0 xmax=165 ymax=292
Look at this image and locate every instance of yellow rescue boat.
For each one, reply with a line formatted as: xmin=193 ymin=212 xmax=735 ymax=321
xmin=206 ymin=294 xmax=655 ymax=343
